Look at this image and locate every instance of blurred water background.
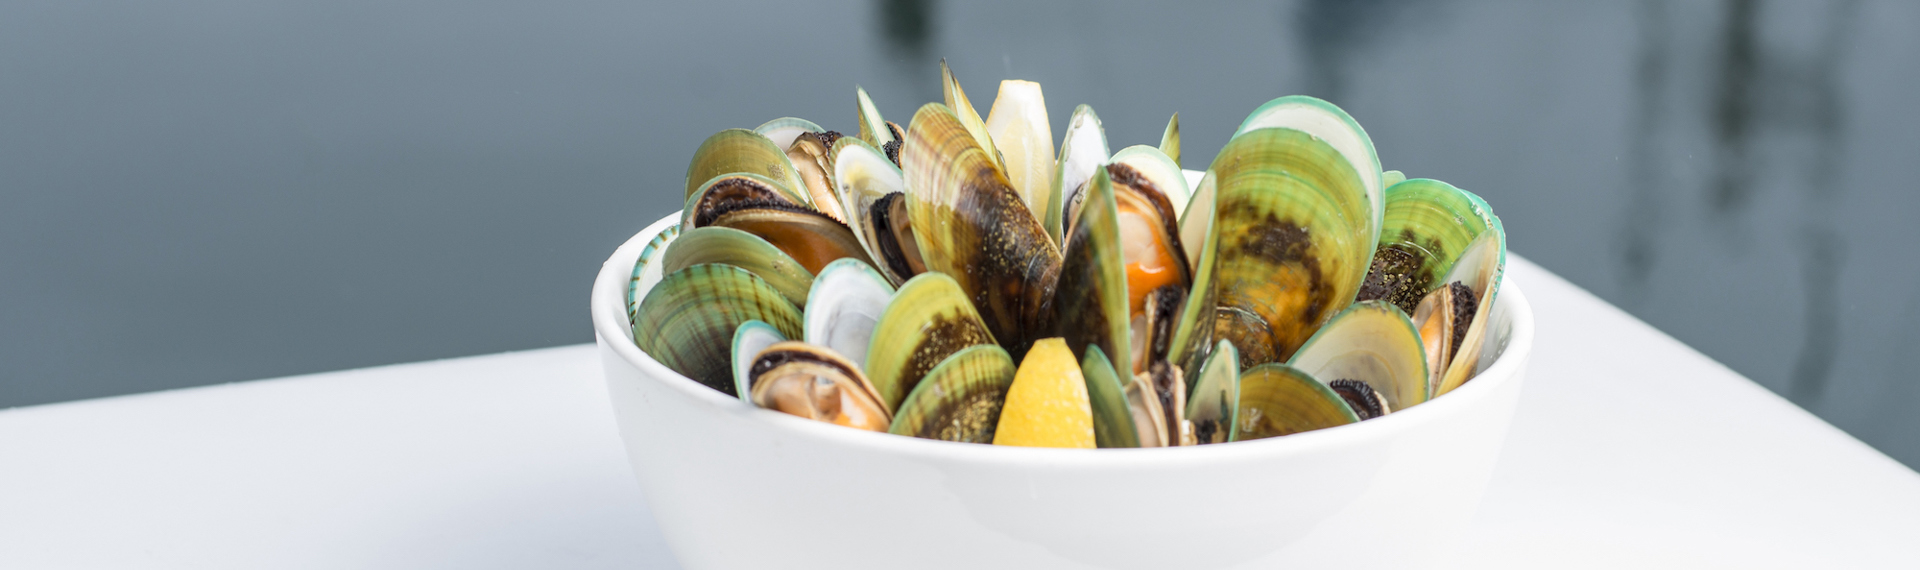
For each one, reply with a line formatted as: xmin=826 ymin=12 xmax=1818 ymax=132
xmin=3 ymin=0 xmax=1915 ymax=468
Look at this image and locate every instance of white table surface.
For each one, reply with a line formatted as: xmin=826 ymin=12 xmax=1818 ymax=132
xmin=4 ymin=255 xmax=1918 ymax=569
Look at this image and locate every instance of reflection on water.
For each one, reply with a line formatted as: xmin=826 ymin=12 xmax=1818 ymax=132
xmin=1 ymin=0 xmax=1916 ymax=468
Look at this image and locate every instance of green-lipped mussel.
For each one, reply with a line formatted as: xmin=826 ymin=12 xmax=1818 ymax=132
xmin=630 ymin=69 xmax=1507 ymax=447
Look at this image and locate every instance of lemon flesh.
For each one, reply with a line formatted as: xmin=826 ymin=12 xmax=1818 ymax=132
xmin=993 ymin=338 xmax=1096 ymax=448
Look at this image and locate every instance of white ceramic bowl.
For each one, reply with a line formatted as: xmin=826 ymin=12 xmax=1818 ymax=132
xmin=593 ymin=212 xmax=1534 ymax=570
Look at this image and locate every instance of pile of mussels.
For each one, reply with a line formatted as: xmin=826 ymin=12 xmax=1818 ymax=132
xmin=628 ymin=62 xmax=1505 ymax=448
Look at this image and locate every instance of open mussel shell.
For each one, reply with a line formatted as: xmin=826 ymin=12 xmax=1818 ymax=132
xmin=1052 ymin=166 xmax=1133 ymax=383
xmin=627 ymin=224 xmax=682 ymax=326
xmin=803 ymin=259 xmax=895 ymax=371
xmin=684 ymin=176 xmax=875 ymax=275
xmin=634 ymin=263 xmax=803 ymax=396
xmin=1356 ymin=178 xmax=1497 ymax=316
xmin=731 ymin=320 xmax=788 ymax=400
xmin=1111 ymin=145 xmax=1192 ymax=216
xmin=1234 ymin=96 xmax=1384 ymax=253
xmin=864 ymin=272 xmax=998 ymax=413
xmin=1159 ymin=112 xmax=1181 ymax=167
xmin=754 ymin=116 xmax=824 ymax=151
xmin=1176 ymin=169 xmax=1216 ymax=270
xmin=660 ymin=226 xmax=814 ymax=308
xmin=888 ymin=344 xmax=1016 ymax=443
xmin=1429 ymin=227 xmax=1505 ymax=397
xmin=856 ymin=86 xmax=894 ymax=149
xmin=1229 ymin=363 xmax=1359 ymax=442
xmin=1173 ymin=126 xmax=1375 ymax=371
xmin=1287 ymin=300 xmax=1430 ymax=414
xmin=939 ymin=60 xmax=1004 ymax=174
xmin=681 ymin=172 xmax=809 ymax=230
xmin=747 ymin=341 xmax=891 ymax=432
xmin=1079 ymin=345 xmax=1139 ymax=448
xmin=1047 ymin=104 xmax=1111 ymax=244
xmin=784 ymin=131 xmax=848 ymax=223
xmin=1104 ymin=159 xmax=1192 ymax=317
xmin=902 ymin=102 xmax=1062 ymax=357
xmin=831 ymin=136 xmax=925 ymax=286
xmin=1186 ymin=340 xmax=1241 ymax=445
xmin=683 ymin=128 xmax=811 ymax=207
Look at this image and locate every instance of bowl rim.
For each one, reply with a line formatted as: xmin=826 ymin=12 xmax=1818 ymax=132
xmin=593 ymin=212 xmax=1535 ymax=467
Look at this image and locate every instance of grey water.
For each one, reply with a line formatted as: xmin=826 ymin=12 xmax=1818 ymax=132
xmin=3 ymin=1 xmax=1916 ymax=468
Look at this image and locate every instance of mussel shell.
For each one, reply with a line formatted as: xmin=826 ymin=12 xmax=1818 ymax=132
xmin=803 ymin=259 xmax=895 ymax=371
xmin=863 ymin=272 xmax=998 ymax=413
xmin=1433 ymin=227 xmax=1505 ymax=396
xmin=627 ymin=224 xmax=682 ymax=327
xmin=940 ymin=60 xmax=1004 ymax=174
xmin=731 ymin=319 xmax=788 ymax=400
xmin=660 ymin=226 xmax=814 ymax=308
xmin=1287 ymin=300 xmax=1430 ymax=413
xmin=1046 ymin=104 xmax=1111 ymax=245
xmin=1181 ymin=127 xmax=1374 ymax=369
xmin=1175 ymin=169 xmax=1216 ymax=272
xmin=831 ymin=136 xmax=925 ymax=286
xmin=754 ymin=116 xmax=824 ymax=151
xmin=1186 ymin=340 xmax=1241 ymax=445
xmin=633 ymin=263 xmax=803 ymax=396
xmin=1124 ymin=371 xmax=1169 ymax=447
xmin=1106 ymin=160 xmax=1192 ymax=315
xmin=1052 ymin=166 xmax=1133 ymax=385
xmin=887 ymin=344 xmax=1016 ymax=443
xmin=1159 ymin=112 xmax=1181 ymax=167
xmin=785 ymin=132 xmax=848 ymax=223
xmin=681 ymin=172 xmax=810 ymax=230
xmin=683 ymin=128 xmax=811 ymax=207
xmin=1356 ymin=179 xmax=1497 ymax=316
xmin=1111 ymin=145 xmax=1192 ymax=218
xmin=1234 ymin=96 xmax=1384 ymax=254
xmin=1229 ymin=363 xmax=1359 ymax=441
xmin=747 ymin=341 xmax=891 ymax=432
xmin=855 ymin=86 xmax=895 ymax=149
xmin=704 ymin=209 xmax=875 ymax=275
xmin=1079 ymin=345 xmax=1139 ymax=448
xmin=902 ymin=103 xmax=1062 ymax=358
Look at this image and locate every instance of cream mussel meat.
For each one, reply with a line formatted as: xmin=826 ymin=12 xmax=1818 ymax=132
xmin=831 ymin=136 xmax=926 ymax=286
xmin=745 ymin=341 xmax=892 ymax=432
xmin=901 ymin=102 xmax=1062 ymax=358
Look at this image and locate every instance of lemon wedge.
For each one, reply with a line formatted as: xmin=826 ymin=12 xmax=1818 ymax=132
xmin=993 ymin=338 xmax=1096 ymax=448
